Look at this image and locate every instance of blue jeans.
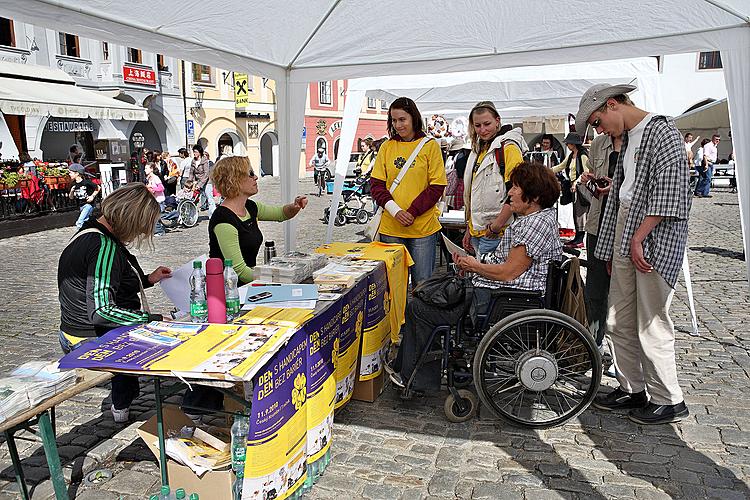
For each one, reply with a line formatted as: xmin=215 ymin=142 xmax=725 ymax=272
xmin=59 ymin=331 xmax=140 ymax=410
xmin=379 ymin=232 xmax=438 ymax=287
xmin=76 ymin=203 xmax=95 ymax=228
xmin=695 ymin=164 xmax=714 ymax=196
xmin=470 ymin=236 xmax=501 ymax=256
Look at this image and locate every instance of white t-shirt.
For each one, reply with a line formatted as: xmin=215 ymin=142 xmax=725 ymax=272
xmin=620 ymin=113 xmax=655 ymax=206
xmin=180 ymin=156 xmax=192 ymax=179
xmin=703 ymin=142 xmax=718 ymax=163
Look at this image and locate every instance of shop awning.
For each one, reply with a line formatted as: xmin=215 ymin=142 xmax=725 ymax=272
xmin=675 ymin=98 xmax=730 ymax=131
xmin=0 ymin=61 xmax=148 ymax=121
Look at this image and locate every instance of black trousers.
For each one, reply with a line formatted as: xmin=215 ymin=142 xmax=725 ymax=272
xmin=585 ymin=233 xmax=611 ymax=346
xmin=395 ymin=288 xmax=490 ymax=391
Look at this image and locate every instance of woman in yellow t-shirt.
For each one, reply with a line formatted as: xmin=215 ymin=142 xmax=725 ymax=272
xmin=370 ymin=97 xmax=447 ymax=286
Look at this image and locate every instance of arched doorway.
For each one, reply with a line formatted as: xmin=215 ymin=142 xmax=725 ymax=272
xmin=218 ymin=133 xmax=234 ymax=157
xmin=260 ymin=131 xmax=278 ymax=177
xmin=315 ymin=137 xmax=328 ymax=156
xmin=333 ymin=137 xmax=340 ymax=159
xmin=217 ymin=130 xmax=246 ymax=157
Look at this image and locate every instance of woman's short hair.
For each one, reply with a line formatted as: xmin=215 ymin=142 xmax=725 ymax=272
xmin=101 ymin=183 xmax=160 ymax=248
xmin=387 ymin=97 xmax=425 ymax=140
xmin=211 ymin=156 xmax=251 ymax=199
xmin=192 ymin=143 xmax=204 ymax=154
xmin=509 ymin=162 xmax=561 ymax=209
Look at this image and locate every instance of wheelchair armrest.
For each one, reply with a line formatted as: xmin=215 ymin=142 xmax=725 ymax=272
xmin=488 ymin=287 xmax=543 ymax=300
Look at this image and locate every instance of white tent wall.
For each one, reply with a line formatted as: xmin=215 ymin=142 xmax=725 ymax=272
xmin=721 ymin=33 xmax=750 ymax=282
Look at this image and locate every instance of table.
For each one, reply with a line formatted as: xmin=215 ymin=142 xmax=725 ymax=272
xmin=0 ymin=370 xmax=112 ymax=500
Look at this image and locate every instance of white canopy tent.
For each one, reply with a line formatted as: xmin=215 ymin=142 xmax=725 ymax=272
xmin=3 ymin=0 xmax=748 ymax=284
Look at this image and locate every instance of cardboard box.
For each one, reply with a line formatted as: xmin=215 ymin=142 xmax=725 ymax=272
xmin=137 ymin=405 xmax=235 ymax=500
xmin=351 ymin=370 xmax=385 ymax=403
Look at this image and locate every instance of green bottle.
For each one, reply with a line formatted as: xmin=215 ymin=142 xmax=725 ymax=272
xmin=189 ymin=494 xmax=200 ymax=500
xmin=175 ymin=489 xmax=186 ymax=499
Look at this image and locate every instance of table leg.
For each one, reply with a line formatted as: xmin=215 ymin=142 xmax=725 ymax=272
xmin=38 ymin=411 xmax=67 ymax=500
xmin=153 ymin=377 xmax=169 ymax=488
xmin=4 ymin=430 xmax=30 ymax=500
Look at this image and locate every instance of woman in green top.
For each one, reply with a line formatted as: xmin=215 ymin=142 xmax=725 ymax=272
xmin=184 ymin=155 xmax=308 ymax=416
xmin=208 ymin=156 xmax=308 ymax=285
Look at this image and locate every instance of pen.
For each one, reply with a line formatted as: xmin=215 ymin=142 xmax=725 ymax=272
xmin=250 ymin=283 xmax=283 ymax=286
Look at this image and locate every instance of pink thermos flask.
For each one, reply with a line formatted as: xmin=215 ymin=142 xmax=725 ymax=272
xmin=205 ymin=257 xmax=227 ymax=323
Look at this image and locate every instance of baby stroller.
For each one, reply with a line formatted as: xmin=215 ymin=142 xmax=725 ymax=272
xmin=322 ymin=175 xmax=373 ymax=225
xmin=161 ymin=188 xmax=200 ymax=228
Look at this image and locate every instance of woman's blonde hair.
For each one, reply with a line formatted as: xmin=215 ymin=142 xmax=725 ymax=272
xmin=101 ymin=183 xmax=160 ymax=248
xmin=211 ymin=156 xmax=252 ymax=199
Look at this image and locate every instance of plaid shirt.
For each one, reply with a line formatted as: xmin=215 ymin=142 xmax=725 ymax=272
xmin=474 ymin=207 xmax=562 ymax=291
xmin=594 ymin=115 xmax=691 ymax=287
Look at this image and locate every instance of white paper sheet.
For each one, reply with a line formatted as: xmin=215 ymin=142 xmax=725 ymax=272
xmin=159 ymin=254 xmax=207 ymax=314
xmin=441 ymin=233 xmax=467 ymax=260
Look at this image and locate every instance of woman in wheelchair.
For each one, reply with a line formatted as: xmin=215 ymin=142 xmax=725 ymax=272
xmin=388 ymin=162 xmax=562 ymax=394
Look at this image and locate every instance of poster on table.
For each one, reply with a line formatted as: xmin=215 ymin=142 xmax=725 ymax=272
xmin=301 ymin=300 xmax=341 ymax=464
xmin=243 ymin=329 xmax=308 ymax=500
xmin=335 ymin=279 xmax=366 ymax=408
xmin=57 ymin=321 xmax=295 ymax=382
xmin=360 ymin=263 xmax=391 ymax=380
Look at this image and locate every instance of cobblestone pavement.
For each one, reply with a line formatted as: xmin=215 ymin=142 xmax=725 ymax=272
xmin=0 ymin=179 xmax=748 ymax=499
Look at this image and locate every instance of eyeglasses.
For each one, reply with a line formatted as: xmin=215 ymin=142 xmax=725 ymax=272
xmin=590 ymin=117 xmax=601 ymax=129
xmin=248 ymin=170 xmax=257 ymax=178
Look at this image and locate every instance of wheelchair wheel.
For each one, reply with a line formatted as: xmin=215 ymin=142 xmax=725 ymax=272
xmin=178 ymin=200 xmax=199 ymax=228
xmin=444 ymin=389 xmax=478 ymax=423
xmin=473 ymin=309 xmax=601 ymax=429
xmin=355 ymin=209 xmax=370 ymax=224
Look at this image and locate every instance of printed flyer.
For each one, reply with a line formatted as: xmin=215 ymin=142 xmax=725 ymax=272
xmin=57 ymin=321 xmax=295 ymax=382
xmin=335 ymin=279 xmax=366 ymax=408
xmin=302 ymin=300 xmax=341 ymax=464
xmin=360 ymin=263 xmax=390 ymax=380
xmin=243 ymin=330 xmax=308 ymax=500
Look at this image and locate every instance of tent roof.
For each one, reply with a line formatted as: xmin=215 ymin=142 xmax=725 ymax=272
xmin=675 ymin=98 xmax=729 ymax=131
xmin=3 ymin=1 xmax=749 ymax=81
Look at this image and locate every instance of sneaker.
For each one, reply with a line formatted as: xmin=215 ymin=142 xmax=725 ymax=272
xmin=592 ymin=387 xmax=648 ymax=411
xmin=604 ymin=364 xmax=617 ymax=378
xmin=110 ymin=405 xmax=130 ymax=423
xmin=628 ymin=401 xmax=689 ymax=425
xmin=703 ymin=194 xmax=713 ymax=198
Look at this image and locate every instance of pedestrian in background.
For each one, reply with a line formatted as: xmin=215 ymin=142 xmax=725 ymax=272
xmin=68 ymin=163 xmax=100 ymax=229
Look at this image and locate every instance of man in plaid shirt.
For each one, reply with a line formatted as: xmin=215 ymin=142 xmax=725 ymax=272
xmin=575 ymin=83 xmax=691 ymax=425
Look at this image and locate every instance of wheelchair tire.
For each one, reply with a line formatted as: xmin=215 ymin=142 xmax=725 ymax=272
xmin=355 ymin=209 xmax=370 ymax=224
xmin=444 ymin=389 xmax=478 ymax=423
xmin=178 ymin=200 xmax=199 ymax=228
xmin=473 ymin=309 xmax=601 ymax=429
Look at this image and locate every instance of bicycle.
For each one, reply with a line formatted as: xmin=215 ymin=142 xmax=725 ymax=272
xmin=314 ymin=167 xmax=329 ymax=196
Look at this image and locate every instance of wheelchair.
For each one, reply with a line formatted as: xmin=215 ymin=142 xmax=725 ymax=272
xmin=161 ymin=191 xmax=200 ymax=229
xmin=401 ymin=258 xmax=601 ymax=429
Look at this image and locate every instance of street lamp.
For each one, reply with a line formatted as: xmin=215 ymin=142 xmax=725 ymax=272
xmin=190 ymin=86 xmax=205 ymax=116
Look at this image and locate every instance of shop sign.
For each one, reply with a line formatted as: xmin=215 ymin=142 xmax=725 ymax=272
xmin=123 ymin=65 xmax=157 ymax=86
xmin=328 ymin=120 xmax=342 ymax=137
xmin=131 ymin=132 xmax=145 ymax=148
xmin=234 ymin=73 xmax=248 ymax=108
xmin=46 ymin=119 xmax=94 ymax=133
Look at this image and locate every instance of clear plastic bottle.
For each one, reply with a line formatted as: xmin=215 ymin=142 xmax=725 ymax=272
xmin=159 ymin=485 xmax=171 ymax=500
xmin=231 ymin=414 xmax=249 ymax=500
xmin=224 ymin=259 xmax=240 ymax=321
xmin=175 ymin=489 xmax=186 ymax=500
xmin=189 ymin=260 xmax=207 ymax=322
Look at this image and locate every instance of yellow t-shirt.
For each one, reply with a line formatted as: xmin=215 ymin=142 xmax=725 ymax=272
xmin=467 ymin=143 xmax=523 ymax=237
xmin=371 ymin=138 xmax=447 ymax=238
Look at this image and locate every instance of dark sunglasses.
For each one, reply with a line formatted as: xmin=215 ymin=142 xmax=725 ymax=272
xmin=590 ymin=117 xmax=601 ymax=129
xmin=248 ymin=170 xmax=257 ymax=178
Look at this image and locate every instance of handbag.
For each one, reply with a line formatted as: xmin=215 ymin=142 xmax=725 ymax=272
xmin=365 ymin=136 xmax=431 ymax=241
xmin=559 ymin=174 xmax=574 ymax=205
xmin=412 ymin=269 xmax=471 ymax=308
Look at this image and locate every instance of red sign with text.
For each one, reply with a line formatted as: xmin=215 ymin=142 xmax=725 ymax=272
xmin=123 ymin=66 xmax=156 ymax=86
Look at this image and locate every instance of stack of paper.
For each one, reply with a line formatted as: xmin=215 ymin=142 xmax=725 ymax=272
xmin=254 ymin=252 xmax=329 ymax=283
xmin=160 ymin=425 xmax=231 ymax=476
xmin=0 ymin=361 xmax=78 ymax=422
xmin=313 ymin=259 xmax=380 ymax=288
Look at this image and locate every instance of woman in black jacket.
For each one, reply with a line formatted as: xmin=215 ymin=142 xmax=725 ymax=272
xmin=58 ymin=183 xmax=172 ymax=423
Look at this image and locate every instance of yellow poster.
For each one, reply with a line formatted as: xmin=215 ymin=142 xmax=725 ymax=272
xmin=234 ymin=72 xmax=249 ymax=108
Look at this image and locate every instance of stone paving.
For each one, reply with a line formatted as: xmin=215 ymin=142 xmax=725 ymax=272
xmin=0 ymin=178 xmax=747 ymax=499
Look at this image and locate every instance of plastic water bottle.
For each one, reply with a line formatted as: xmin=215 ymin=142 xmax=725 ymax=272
xmin=263 ymin=241 xmax=277 ymax=264
xmin=175 ymin=489 xmax=186 ymax=500
xmin=224 ymin=259 xmax=240 ymax=321
xmin=231 ymin=414 xmax=249 ymax=500
xmin=189 ymin=495 xmax=199 ymax=500
xmin=159 ymin=485 xmax=172 ymax=500
xmin=189 ymin=260 xmax=207 ymax=322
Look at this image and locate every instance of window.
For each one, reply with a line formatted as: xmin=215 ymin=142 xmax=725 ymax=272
xmin=192 ymin=63 xmax=213 ymax=84
xmin=127 ymin=47 xmax=142 ymax=64
xmin=101 ymin=41 xmax=109 ymax=61
xmin=319 ymin=81 xmax=332 ymax=105
xmin=698 ymin=51 xmax=722 ymax=70
xmin=380 ymin=99 xmax=387 ymax=110
xmin=367 ymin=97 xmax=377 ymax=109
xmin=58 ymin=32 xmax=80 ymax=57
xmin=0 ymin=18 xmax=15 ymax=47
xmin=157 ymin=54 xmax=169 ymax=72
